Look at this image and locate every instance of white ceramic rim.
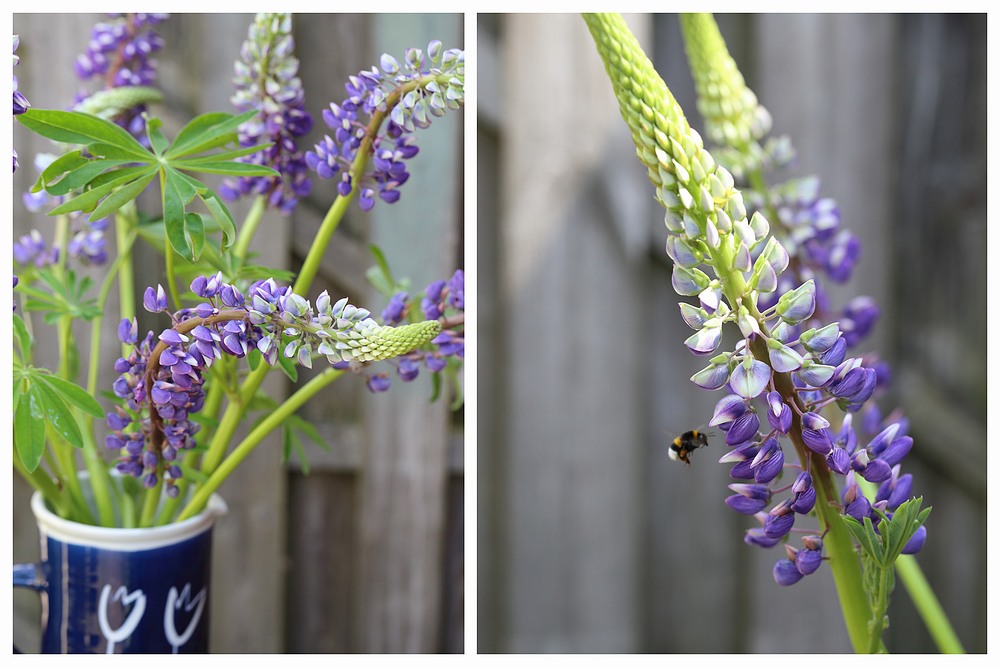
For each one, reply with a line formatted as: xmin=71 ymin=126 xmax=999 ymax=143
xmin=31 ymin=491 xmax=228 ymax=551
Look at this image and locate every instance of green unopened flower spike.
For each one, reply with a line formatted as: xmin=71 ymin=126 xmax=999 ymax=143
xmin=583 ymin=12 xmax=777 ymax=314
xmin=328 ymin=319 xmax=442 ymax=364
xmin=73 ymin=86 xmax=164 ymax=120
xmin=679 ymin=14 xmax=771 ymax=150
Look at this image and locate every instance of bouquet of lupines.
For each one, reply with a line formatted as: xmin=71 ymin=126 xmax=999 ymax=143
xmin=583 ymin=13 xmax=961 ymax=654
xmin=13 ymin=14 xmax=464 ymax=529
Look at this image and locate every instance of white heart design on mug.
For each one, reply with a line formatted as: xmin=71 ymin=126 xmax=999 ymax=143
xmin=98 ymin=584 xmax=147 ymax=654
xmin=164 ymin=583 xmax=206 ymax=654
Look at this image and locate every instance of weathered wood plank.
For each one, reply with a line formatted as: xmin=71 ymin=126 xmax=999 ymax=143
xmin=355 ymin=14 xmax=463 ymax=654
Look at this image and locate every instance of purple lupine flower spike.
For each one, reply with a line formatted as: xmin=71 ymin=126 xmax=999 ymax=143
xmin=307 ymin=41 xmax=464 ymax=211
xmin=221 ymin=13 xmax=313 ymax=213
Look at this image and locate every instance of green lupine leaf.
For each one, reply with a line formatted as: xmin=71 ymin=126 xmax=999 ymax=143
xmin=178 ymin=464 xmax=210 ymax=485
xmin=287 ymin=414 xmax=330 ymax=451
xmin=366 ymin=244 xmax=401 ymax=297
xmin=86 ymin=142 xmax=156 ymax=161
xmin=32 ymin=150 xmax=89 ymax=193
xmin=200 ymin=191 xmax=238 ymax=253
xmin=15 ymin=385 xmax=46 ymax=472
xmin=171 ymin=143 xmax=270 ymax=164
xmin=429 ymin=369 xmax=442 ymax=403
xmin=246 ymin=393 xmax=280 ymax=412
xmin=277 ymin=344 xmax=298 ymax=382
xmin=166 ymin=166 xmax=200 ymax=203
xmin=172 ymin=160 xmax=278 ymax=177
xmin=163 ymin=170 xmax=194 ymax=260
xmin=448 ymin=365 xmax=464 ymax=411
xmin=13 ymin=378 xmax=23 ymax=415
xmin=48 ymin=172 xmax=140 ymax=216
xmin=145 ymin=116 xmax=170 ymax=155
xmin=86 ymin=163 xmax=158 ymax=191
xmin=843 ymin=515 xmax=878 ymax=560
xmin=134 ymin=218 xmax=229 ymax=274
xmin=247 ymin=347 xmax=262 ymax=372
xmin=13 ymin=313 xmax=32 ymax=364
xmin=165 ymin=110 xmax=258 ymax=158
xmin=18 ymin=108 xmax=149 ymax=157
xmin=34 ymin=373 xmax=105 ymax=419
xmin=184 ymin=212 xmax=206 ymax=261
xmin=44 ymin=158 xmax=134 ymax=196
xmin=289 ymin=428 xmax=311 ymax=474
xmin=236 ymin=264 xmax=295 ymax=284
xmin=88 ymin=170 xmax=157 ymax=221
xmin=166 ymin=112 xmax=234 ymax=156
xmin=163 ymin=209 xmax=208 ymax=263
xmin=32 ymin=380 xmax=84 ymax=449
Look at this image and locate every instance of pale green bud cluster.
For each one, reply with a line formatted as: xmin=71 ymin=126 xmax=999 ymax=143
xmin=584 ymin=13 xmax=786 ymax=312
xmin=232 ymin=13 xmax=301 ymax=115
xmin=330 ymin=319 xmax=442 ymax=364
xmin=679 ymin=14 xmax=793 ymax=180
xmin=73 ymin=85 xmax=164 ymax=120
xmin=279 ymin=292 xmax=442 ymax=366
xmin=680 ymin=14 xmax=771 ymax=148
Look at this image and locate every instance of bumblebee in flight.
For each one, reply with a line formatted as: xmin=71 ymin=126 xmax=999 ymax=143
xmin=668 ymin=429 xmax=709 ymax=465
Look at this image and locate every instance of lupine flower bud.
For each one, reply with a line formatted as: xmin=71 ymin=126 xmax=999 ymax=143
xmin=775 ymin=280 xmax=816 ymax=323
xmin=726 ymin=483 xmax=772 ymax=515
xmin=764 ymin=500 xmax=795 ymax=538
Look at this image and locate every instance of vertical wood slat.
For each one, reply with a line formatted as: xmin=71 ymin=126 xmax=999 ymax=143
xmin=358 ymin=13 xmax=463 ymax=653
xmin=492 ymin=13 xmax=653 ymax=653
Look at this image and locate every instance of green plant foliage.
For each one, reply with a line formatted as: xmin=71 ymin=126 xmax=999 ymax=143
xmin=19 ymin=108 xmax=277 ymax=262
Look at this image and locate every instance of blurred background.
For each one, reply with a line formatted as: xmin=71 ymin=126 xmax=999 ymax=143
xmin=12 ymin=13 xmax=464 ymax=653
xmin=478 ymin=13 xmax=985 ymax=653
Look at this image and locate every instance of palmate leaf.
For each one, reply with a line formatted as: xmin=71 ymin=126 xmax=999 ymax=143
xmin=21 ymin=107 xmax=270 ymax=262
xmin=14 ymin=384 xmax=47 ymax=472
xmin=13 ymin=313 xmax=33 ymax=364
xmin=31 ymin=380 xmax=85 ymax=449
xmin=166 ymin=110 xmax=259 ymax=158
xmin=34 ymin=373 xmax=105 ymax=419
xmin=17 ymin=108 xmax=149 ymax=157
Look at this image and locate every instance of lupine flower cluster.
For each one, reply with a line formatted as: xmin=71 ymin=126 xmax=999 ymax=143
xmin=679 ymin=15 xmax=876 ymax=348
xmin=584 ymin=12 xmax=926 ymax=591
xmin=220 ymin=13 xmax=313 ymax=214
xmin=72 ymin=13 xmax=167 ymax=141
xmin=306 ymin=41 xmax=465 ymax=211
xmin=106 ymin=274 xmax=443 ymax=488
xmin=367 ymin=269 xmax=465 ymax=393
xmin=13 ymin=34 xmax=29 ymax=171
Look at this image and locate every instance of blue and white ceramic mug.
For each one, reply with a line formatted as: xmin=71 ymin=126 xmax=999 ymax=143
xmin=13 ymin=491 xmax=227 ymax=654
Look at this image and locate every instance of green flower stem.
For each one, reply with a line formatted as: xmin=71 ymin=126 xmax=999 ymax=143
xmin=855 ymin=478 xmax=965 ymax=653
xmin=76 ymin=228 xmax=138 ymax=527
xmin=47 ymin=426 xmax=94 ymax=525
xmin=115 ymin=206 xmax=137 ymax=359
xmin=746 ymin=330 xmax=871 ymax=652
xmin=53 ymin=214 xmax=70 ymax=274
xmin=867 ymin=566 xmax=893 ymax=653
xmin=14 ymin=455 xmax=73 ymax=519
xmin=177 ymin=367 xmax=344 ymax=521
xmin=231 ymin=195 xmax=268 ymax=265
xmin=163 ymin=240 xmax=183 ymax=312
xmin=78 ymin=415 xmax=115 ymax=526
xmin=895 ymin=554 xmax=965 ymax=653
xmin=293 ymin=170 xmax=357 ymax=296
xmin=138 ymin=473 xmax=164 ymax=528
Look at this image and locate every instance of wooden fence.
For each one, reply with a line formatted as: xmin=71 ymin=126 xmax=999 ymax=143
xmin=477 ymin=13 xmax=986 ymax=653
xmin=12 ymin=13 xmax=463 ymax=653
